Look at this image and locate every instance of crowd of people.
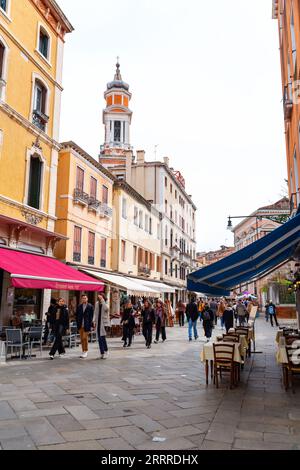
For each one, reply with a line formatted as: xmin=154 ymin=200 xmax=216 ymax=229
xmin=43 ymin=294 xmax=277 ymax=360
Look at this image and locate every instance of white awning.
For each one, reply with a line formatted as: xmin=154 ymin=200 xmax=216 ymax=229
xmin=125 ymin=278 xmax=176 ymax=294
xmin=81 ymin=270 xmax=155 ymax=294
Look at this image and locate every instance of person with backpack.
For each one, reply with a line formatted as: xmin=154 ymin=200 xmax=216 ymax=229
xmin=186 ymin=297 xmax=199 ymax=341
xmin=267 ymin=300 xmax=279 ymax=327
xmin=236 ymin=300 xmax=247 ymax=326
xmin=202 ymin=304 xmax=214 ymax=342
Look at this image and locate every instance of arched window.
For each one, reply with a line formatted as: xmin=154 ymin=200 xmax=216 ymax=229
xmin=0 ymin=38 xmax=8 ymax=101
xmin=114 ymin=121 xmax=121 ymax=142
xmin=0 ymin=1 xmax=8 ymax=13
xmin=0 ymin=42 xmax=4 ymax=78
xmin=32 ymin=79 xmax=49 ymax=131
xmin=38 ymin=27 xmax=50 ymax=60
xmin=27 ymin=154 xmax=43 ymax=210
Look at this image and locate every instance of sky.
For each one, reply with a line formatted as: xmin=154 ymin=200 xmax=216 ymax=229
xmin=58 ymin=0 xmax=287 ymax=252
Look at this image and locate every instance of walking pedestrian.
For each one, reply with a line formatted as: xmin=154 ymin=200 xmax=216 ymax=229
xmin=93 ymin=294 xmax=110 ymax=359
xmin=49 ymin=298 xmax=69 ymax=360
xmin=223 ymin=302 xmax=234 ymax=333
xmin=76 ymin=294 xmax=94 ymax=359
xmin=154 ymin=299 xmax=167 ymax=343
xmin=121 ymin=300 xmax=135 ymax=348
xmin=265 ymin=301 xmax=270 ymax=322
xmin=209 ymin=298 xmax=218 ymax=326
xmin=186 ymin=297 xmax=199 ymax=341
xmin=217 ymin=299 xmax=226 ymax=329
xmin=202 ymin=304 xmax=214 ymax=341
xmin=176 ymin=300 xmax=186 ymax=327
xmin=267 ymin=300 xmax=279 ymax=327
xmin=43 ymin=297 xmax=57 ymax=345
xmin=141 ymin=300 xmax=155 ymax=349
xmin=236 ymin=300 xmax=247 ymax=326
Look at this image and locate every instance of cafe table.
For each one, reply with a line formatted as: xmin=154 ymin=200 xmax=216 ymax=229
xmin=201 ymin=341 xmax=243 ymax=385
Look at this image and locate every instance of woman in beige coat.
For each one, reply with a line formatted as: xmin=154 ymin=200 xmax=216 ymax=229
xmin=93 ymin=294 xmax=110 ymax=359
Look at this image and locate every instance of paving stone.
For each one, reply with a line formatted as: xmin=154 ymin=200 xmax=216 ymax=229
xmin=263 ymin=432 xmax=300 ymax=444
xmin=128 ymin=414 xmax=165 ymax=432
xmin=152 ymin=425 xmax=203 ymax=440
xmin=0 ymin=402 xmax=17 ymax=420
xmin=136 ymin=437 xmax=195 ymax=451
xmin=47 ymin=415 xmax=85 ymax=432
xmin=201 ymin=439 xmax=232 ymax=450
xmin=39 ymin=440 xmax=105 ymax=450
xmin=233 ymin=438 xmax=294 ymax=450
xmin=0 ymin=435 xmax=36 ymax=450
xmin=99 ymin=437 xmax=135 ymax=450
xmin=0 ymin=425 xmax=27 ymax=440
xmin=81 ymin=417 xmax=132 ymax=428
xmin=25 ymin=419 xmax=65 ymax=446
xmin=114 ymin=426 xmax=150 ymax=446
xmin=235 ymin=430 xmax=264 ymax=440
xmin=64 ymin=405 xmax=99 ymax=421
xmin=206 ymin=423 xmax=236 ymax=444
xmin=17 ymin=408 xmax=68 ymax=419
xmin=61 ymin=429 xmax=117 ymax=442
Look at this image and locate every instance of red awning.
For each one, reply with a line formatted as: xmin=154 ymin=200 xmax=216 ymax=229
xmin=0 ymin=248 xmax=103 ymax=291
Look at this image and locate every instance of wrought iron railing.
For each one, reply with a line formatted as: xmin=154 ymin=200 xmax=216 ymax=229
xmin=32 ymin=109 xmax=49 ymax=132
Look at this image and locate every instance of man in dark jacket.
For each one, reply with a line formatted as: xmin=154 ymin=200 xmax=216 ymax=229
xmin=49 ymin=298 xmax=69 ymax=359
xmin=267 ymin=300 xmax=279 ymax=327
xmin=43 ymin=298 xmax=57 ymax=345
xmin=186 ymin=297 xmax=199 ymax=341
xmin=76 ymin=294 xmax=94 ymax=358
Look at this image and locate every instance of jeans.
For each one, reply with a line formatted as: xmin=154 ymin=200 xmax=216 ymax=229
xmin=220 ymin=316 xmax=225 ymax=328
xmin=156 ymin=323 xmax=166 ymax=342
xmin=123 ymin=326 xmax=134 ymax=346
xmin=98 ymin=336 xmax=108 ymax=355
xmin=143 ymin=323 xmax=153 ymax=347
xmin=188 ymin=319 xmax=198 ymax=339
xmin=178 ymin=312 xmax=185 ymax=327
xmin=270 ymin=314 xmax=279 ymax=327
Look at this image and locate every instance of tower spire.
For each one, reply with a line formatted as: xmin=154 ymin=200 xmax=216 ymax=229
xmin=114 ymin=57 xmax=122 ymax=81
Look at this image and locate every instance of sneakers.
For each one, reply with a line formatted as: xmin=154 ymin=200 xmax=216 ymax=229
xmin=101 ymin=354 xmax=106 ymax=359
xmin=154 ymin=340 xmax=158 ymax=344
xmin=189 ymin=338 xmax=192 ymax=342
xmin=59 ymin=353 xmax=66 ymax=358
xmin=80 ymin=352 xmax=88 ymax=358
xmin=49 ymin=355 xmax=54 ymax=360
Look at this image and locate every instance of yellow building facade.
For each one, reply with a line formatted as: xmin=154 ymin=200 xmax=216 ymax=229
xmin=0 ymin=0 xmax=73 ymax=325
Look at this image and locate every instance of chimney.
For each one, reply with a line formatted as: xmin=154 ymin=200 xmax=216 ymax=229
xmin=136 ymin=150 xmax=145 ymax=165
xmin=164 ymin=157 xmax=170 ymax=167
xmin=125 ymin=150 xmax=133 ymax=184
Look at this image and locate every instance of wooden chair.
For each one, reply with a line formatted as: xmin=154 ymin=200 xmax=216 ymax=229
xmin=223 ymin=334 xmax=239 ymax=343
xmin=213 ymin=343 xmax=237 ymax=389
xmin=235 ymin=327 xmax=251 ymax=357
xmin=284 ymin=343 xmax=300 ymax=392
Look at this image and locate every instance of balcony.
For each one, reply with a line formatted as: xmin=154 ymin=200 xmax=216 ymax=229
xmin=179 ymin=252 xmax=192 ymax=266
xmin=99 ymin=203 xmax=113 ymax=218
xmin=73 ymin=188 xmax=89 ymax=206
xmin=88 ymin=256 xmax=95 ymax=265
xmin=170 ymin=244 xmax=180 ymax=260
xmin=138 ymin=265 xmax=151 ymax=277
xmin=32 ymin=109 xmax=49 ymax=132
xmin=73 ymin=252 xmax=81 ymax=263
xmin=88 ymin=197 xmax=101 ymax=212
xmin=283 ymin=86 xmax=293 ymax=121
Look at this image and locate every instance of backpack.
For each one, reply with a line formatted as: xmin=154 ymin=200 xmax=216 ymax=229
xmin=268 ymin=305 xmax=275 ymax=315
xmin=202 ymin=310 xmax=211 ymax=321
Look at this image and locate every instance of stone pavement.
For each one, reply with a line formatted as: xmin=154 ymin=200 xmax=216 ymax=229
xmin=0 ymin=317 xmax=300 ymax=450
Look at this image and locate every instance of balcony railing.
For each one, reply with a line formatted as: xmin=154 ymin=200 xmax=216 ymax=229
xmin=32 ymin=109 xmax=49 ymax=132
xmin=88 ymin=197 xmax=101 ymax=212
xmin=73 ymin=252 xmax=81 ymax=263
xmin=74 ymin=188 xmax=89 ymax=206
xmin=88 ymin=256 xmax=95 ymax=265
xmin=283 ymin=86 xmax=293 ymax=121
xmin=99 ymin=203 xmax=113 ymax=218
xmin=138 ymin=265 xmax=151 ymax=276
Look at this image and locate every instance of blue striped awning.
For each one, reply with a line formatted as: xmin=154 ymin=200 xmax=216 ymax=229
xmin=187 ymin=213 xmax=300 ymax=296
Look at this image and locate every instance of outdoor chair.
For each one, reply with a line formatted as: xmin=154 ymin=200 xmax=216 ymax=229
xmin=223 ymin=334 xmax=239 ymax=343
xmin=28 ymin=326 xmax=43 ymax=357
xmin=213 ymin=343 xmax=237 ymax=389
xmin=5 ymin=329 xmax=30 ymax=360
xmin=63 ymin=324 xmax=79 ymax=349
xmin=283 ymin=344 xmax=300 ymax=392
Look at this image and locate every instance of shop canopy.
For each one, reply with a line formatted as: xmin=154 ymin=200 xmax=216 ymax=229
xmin=126 ymin=278 xmax=176 ymax=294
xmin=0 ymin=248 xmax=103 ymax=291
xmin=187 ymin=213 xmax=300 ymax=297
xmin=82 ymin=270 xmax=156 ymax=295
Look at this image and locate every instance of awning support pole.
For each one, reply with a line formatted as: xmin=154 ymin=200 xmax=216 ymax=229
xmin=296 ymin=288 xmax=300 ymax=330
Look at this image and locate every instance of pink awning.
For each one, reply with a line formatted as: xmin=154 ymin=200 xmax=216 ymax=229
xmin=0 ymin=248 xmax=103 ymax=291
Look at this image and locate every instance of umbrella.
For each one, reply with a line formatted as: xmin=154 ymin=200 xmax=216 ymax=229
xmin=237 ymin=293 xmax=257 ymax=300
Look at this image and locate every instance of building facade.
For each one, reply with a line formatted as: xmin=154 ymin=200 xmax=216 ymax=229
xmin=0 ymin=0 xmax=73 ymax=325
xmin=99 ymin=63 xmax=198 ymax=306
xmin=273 ymin=0 xmax=300 ymax=211
xmin=196 ymin=246 xmax=235 ymax=267
xmin=54 ymin=141 xmax=114 ymax=315
xmin=112 ymin=180 xmax=161 ymax=281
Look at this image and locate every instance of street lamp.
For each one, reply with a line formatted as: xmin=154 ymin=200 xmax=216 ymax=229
xmin=227 ymin=215 xmax=263 ymax=238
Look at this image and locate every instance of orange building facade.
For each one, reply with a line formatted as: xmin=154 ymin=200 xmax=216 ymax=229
xmin=273 ymin=0 xmax=300 ymax=211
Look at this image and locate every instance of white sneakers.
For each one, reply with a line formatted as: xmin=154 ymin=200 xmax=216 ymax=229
xmin=101 ymin=352 xmax=109 ymax=359
xmin=80 ymin=352 xmax=88 ymax=359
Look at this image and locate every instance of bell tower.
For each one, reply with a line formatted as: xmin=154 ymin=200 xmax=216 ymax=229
xmin=99 ymin=60 xmax=133 ymax=168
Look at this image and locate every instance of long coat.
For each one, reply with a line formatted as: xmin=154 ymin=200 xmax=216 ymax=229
xmin=76 ymin=303 xmax=94 ymax=333
xmin=93 ymin=301 xmax=110 ymax=338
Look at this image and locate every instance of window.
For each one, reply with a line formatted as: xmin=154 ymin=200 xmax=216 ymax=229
xmin=134 ymin=207 xmax=138 ymax=226
xmin=150 ymin=253 xmax=155 ymax=271
xmin=170 ymin=205 xmax=173 ymax=220
xmin=101 ymin=238 xmax=107 ymax=268
xmin=102 ymin=185 xmax=109 ymax=204
xmin=165 ymin=177 xmax=168 ymax=187
xmin=76 ymin=167 xmax=84 ymax=191
xmin=139 ymin=210 xmax=143 ymax=229
xmin=165 ymin=226 xmax=168 ymax=247
xmin=170 ymin=262 xmax=173 ymax=277
xmin=73 ymin=227 xmax=82 ymax=262
xmin=90 ymin=176 xmax=97 ymax=199
xmin=170 ymin=183 xmax=173 ymax=194
xmin=156 ymin=256 xmax=161 ymax=273
xmin=39 ymin=27 xmax=50 ymax=60
xmin=0 ymin=0 xmax=7 ymax=13
xmin=165 ymin=200 xmax=167 ymax=214
xmin=114 ymin=121 xmax=121 ymax=142
xmin=175 ymin=264 xmax=178 ymax=278
xmin=88 ymin=232 xmax=95 ymax=265
xmin=0 ymin=40 xmax=7 ymax=101
xmin=122 ymin=197 xmax=127 ymax=219
xmin=149 ymin=217 xmax=152 ymax=235
xmin=157 ymin=223 xmax=160 ymax=240
xmin=290 ymin=5 xmax=297 ymax=69
xmin=0 ymin=42 xmax=4 ymax=79
xmin=133 ymin=246 xmax=137 ymax=265
xmin=121 ymin=240 xmax=126 ymax=262
xmin=145 ymin=214 xmax=149 ymax=232
xmin=165 ymin=259 xmax=168 ymax=276
xmin=27 ymin=155 xmax=42 ymax=209
xmin=33 ymin=80 xmax=48 ymax=131
xmin=175 ymin=190 xmax=177 ymax=199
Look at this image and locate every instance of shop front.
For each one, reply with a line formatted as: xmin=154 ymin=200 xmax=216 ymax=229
xmin=0 ymin=247 xmax=103 ymax=327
